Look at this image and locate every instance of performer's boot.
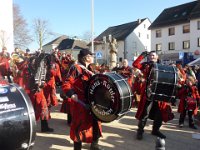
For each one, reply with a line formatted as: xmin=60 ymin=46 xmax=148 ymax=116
xmin=179 ymin=113 xmax=186 ymax=128
xmin=136 ymin=120 xmax=146 ymax=140
xmin=152 ymin=119 xmax=166 ymax=139
xmin=67 ymin=113 xmax=72 ymax=125
xmin=74 ymin=142 xmax=82 ymax=150
xmin=90 ymin=139 xmax=104 ymax=150
xmin=41 ymin=120 xmax=54 ymax=132
xmin=188 ymin=110 xmax=197 ymax=129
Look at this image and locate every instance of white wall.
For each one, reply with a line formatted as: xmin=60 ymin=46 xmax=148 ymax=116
xmin=0 ymin=0 xmax=14 ymax=53
xmin=126 ymin=18 xmax=151 ymax=61
xmin=190 ymin=19 xmax=200 ymax=52
xmin=151 ymin=20 xmax=200 ymax=54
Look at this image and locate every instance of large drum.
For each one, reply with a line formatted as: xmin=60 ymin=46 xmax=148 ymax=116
xmin=146 ymin=63 xmax=178 ymax=102
xmin=0 ymin=83 xmax=36 ymax=150
xmin=87 ymin=72 xmax=133 ymax=123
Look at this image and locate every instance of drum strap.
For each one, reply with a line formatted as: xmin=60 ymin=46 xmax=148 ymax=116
xmin=78 ymin=63 xmax=95 ymax=76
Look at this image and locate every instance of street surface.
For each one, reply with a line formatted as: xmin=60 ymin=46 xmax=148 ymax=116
xmin=32 ymin=103 xmax=200 ymax=150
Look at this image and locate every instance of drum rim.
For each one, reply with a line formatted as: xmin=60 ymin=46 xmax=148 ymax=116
xmin=13 ymin=83 xmax=36 ymax=149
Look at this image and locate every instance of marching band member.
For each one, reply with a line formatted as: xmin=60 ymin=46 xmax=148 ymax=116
xmin=132 ymin=51 xmax=174 ymax=140
xmin=118 ymin=59 xmax=133 ymax=88
xmin=0 ymin=47 xmax=12 ymax=83
xmin=62 ymin=49 xmax=104 ymax=150
xmin=177 ymin=71 xmax=199 ymax=129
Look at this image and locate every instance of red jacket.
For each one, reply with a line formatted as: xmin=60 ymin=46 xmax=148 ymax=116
xmin=132 ymin=55 xmax=173 ymax=122
xmin=62 ymin=63 xmax=102 ymax=143
xmin=0 ymin=52 xmax=10 ymax=76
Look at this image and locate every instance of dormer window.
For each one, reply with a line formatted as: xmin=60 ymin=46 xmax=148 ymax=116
xmin=182 ymin=11 xmax=187 ymax=16
xmin=174 ymin=14 xmax=178 ymax=18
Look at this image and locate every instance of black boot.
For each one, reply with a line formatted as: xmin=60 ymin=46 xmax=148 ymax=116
xmin=74 ymin=142 xmax=82 ymax=150
xmin=90 ymin=139 xmax=104 ymax=150
xmin=152 ymin=114 xmax=166 ymax=139
xmin=188 ymin=110 xmax=197 ymax=130
xmin=179 ymin=111 xmax=186 ymax=128
xmin=41 ymin=120 xmax=54 ymax=132
xmin=67 ymin=113 xmax=72 ymax=125
xmin=136 ymin=120 xmax=146 ymax=140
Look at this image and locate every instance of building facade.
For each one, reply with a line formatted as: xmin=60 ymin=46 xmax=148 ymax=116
xmin=149 ymin=0 xmax=200 ymax=64
xmin=93 ymin=18 xmax=151 ymax=65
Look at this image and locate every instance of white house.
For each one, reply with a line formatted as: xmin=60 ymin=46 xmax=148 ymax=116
xmin=149 ymin=0 xmax=200 ymax=64
xmin=93 ymin=18 xmax=151 ymax=65
xmin=0 ymin=0 xmax=14 ymax=53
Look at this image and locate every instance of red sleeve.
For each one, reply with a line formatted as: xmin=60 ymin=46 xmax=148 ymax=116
xmin=132 ymin=55 xmax=145 ymax=70
xmin=62 ymin=65 xmax=79 ymax=97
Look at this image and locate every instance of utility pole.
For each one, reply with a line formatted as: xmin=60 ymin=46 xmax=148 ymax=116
xmin=91 ymin=0 xmax=94 ymax=53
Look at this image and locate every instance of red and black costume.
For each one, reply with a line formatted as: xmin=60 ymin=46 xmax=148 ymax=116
xmin=118 ymin=65 xmax=133 ymax=88
xmin=132 ymin=52 xmax=173 ymax=139
xmin=62 ymin=63 xmax=102 ymax=144
xmin=177 ymin=74 xmax=199 ymax=129
xmin=0 ymin=51 xmax=12 ymax=83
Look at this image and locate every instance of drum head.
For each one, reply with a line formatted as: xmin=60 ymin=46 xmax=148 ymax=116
xmin=146 ymin=63 xmax=177 ymax=102
xmin=0 ymin=84 xmax=36 ymax=150
xmin=87 ymin=73 xmax=121 ymax=123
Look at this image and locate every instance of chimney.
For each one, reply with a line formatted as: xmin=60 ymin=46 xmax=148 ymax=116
xmin=137 ymin=19 xmax=141 ymax=24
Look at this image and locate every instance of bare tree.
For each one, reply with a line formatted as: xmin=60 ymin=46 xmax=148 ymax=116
xmin=81 ymin=30 xmax=92 ymax=42
xmin=0 ymin=30 xmax=10 ymax=48
xmin=33 ymin=18 xmax=52 ymax=49
xmin=13 ymin=4 xmax=32 ymax=49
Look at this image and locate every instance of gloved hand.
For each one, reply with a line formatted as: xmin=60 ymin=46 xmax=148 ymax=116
xmin=141 ymin=51 xmax=149 ymax=57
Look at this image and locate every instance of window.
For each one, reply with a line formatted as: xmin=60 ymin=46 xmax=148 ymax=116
xmin=156 ymin=44 xmax=162 ymax=51
xmin=169 ymin=27 xmax=175 ymax=36
xmin=183 ymin=40 xmax=190 ymax=49
xmin=156 ymin=30 xmax=161 ymax=38
xmin=138 ymin=32 xmax=141 ymax=37
xmin=198 ymin=38 xmax=200 ymax=47
xmin=168 ymin=42 xmax=175 ymax=50
xmin=198 ymin=21 xmax=200 ymax=30
xmin=144 ymin=24 xmax=146 ymax=28
xmin=183 ymin=25 xmax=190 ymax=33
xmin=147 ymin=34 xmax=149 ymax=39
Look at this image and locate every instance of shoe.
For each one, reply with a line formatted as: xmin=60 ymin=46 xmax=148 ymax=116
xmin=90 ymin=143 xmax=104 ymax=150
xmin=151 ymin=130 xmax=166 ymax=139
xmin=41 ymin=127 xmax=54 ymax=133
xmin=179 ymin=123 xmax=184 ymax=128
xmin=136 ymin=130 xmax=143 ymax=140
xmin=189 ymin=125 xmax=197 ymax=130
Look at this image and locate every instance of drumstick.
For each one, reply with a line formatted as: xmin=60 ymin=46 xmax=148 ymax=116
xmin=71 ymin=98 xmax=90 ymax=110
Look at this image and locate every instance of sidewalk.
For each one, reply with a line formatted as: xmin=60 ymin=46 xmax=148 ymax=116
xmin=32 ymin=103 xmax=200 ymax=150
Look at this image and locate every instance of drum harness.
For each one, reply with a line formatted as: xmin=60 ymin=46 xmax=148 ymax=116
xmin=69 ymin=64 xmax=95 ymax=110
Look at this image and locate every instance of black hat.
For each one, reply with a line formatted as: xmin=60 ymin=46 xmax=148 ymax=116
xmin=79 ymin=48 xmax=94 ymax=57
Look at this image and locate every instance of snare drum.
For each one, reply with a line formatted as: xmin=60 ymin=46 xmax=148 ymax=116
xmin=0 ymin=83 xmax=36 ymax=150
xmin=87 ymin=72 xmax=133 ymax=123
xmin=146 ymin=63 xmax=178 ymax=102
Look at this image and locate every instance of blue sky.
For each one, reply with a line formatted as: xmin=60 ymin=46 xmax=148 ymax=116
xmin=13 ymin=0 xmax=193 ymax=50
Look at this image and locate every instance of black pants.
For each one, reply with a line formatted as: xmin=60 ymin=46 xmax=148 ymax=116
xmin=138 ymin=100 xmax=162 ymax=132
xmin=179 ymin=109 xmax=194 ymax=126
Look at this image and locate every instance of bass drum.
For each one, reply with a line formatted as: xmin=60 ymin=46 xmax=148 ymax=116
xmin=146 ymin=63 xmax=178 ymax=102
xmin=0 ymin=83 xmax=36 ymax=150
xmin=87 ymin=72 xmax=133 ymax=123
